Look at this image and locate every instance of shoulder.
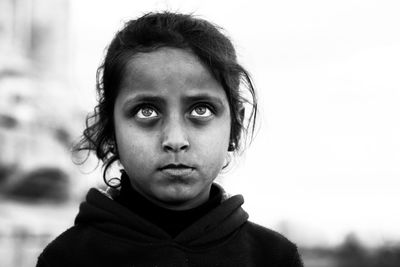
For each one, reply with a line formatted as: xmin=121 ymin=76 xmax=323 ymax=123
xmin=37 ymin=225 xmax=89 ymax=266
xmin=240 ymin=221 xmax=304 ymax=266
xmin=244 ymin=221 xmax=294 ymax=246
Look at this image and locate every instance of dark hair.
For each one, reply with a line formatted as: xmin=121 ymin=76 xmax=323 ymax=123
xmin=74 ymin=12 xmax=257 ymax=185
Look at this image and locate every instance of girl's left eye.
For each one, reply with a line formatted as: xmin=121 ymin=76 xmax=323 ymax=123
xmin=136 ymin=107 xmax=159 ymax=119
xmin=190 ymin=105 xmax=213 ymax=118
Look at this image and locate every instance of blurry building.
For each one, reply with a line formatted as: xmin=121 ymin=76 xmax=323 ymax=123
xmin=0 ymin=1 xmax=88 ymax=266
xmin=0 ymin=0 xmax=84 ymax=200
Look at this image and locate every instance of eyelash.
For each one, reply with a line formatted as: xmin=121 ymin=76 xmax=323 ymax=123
xmin=189 ymin=103 xmax=215 ymax=118
xmin=134 ymin=105 xmax=159 ymax=119
xmin=133 ymin=103 xmax=215 ymax=120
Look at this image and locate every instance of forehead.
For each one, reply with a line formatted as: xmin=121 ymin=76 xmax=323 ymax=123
xmin=119 ymin=47 xmax=225 ymax=98
xmin=126 ymin=47 xmax=204 ymax=77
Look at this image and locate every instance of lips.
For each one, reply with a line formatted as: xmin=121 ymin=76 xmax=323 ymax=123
xmin=159 ymin=164 xmax=194 ymax=177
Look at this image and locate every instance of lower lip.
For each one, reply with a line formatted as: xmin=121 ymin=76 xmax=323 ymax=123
xmin=160 ymin=168 xmax=194 ymax=177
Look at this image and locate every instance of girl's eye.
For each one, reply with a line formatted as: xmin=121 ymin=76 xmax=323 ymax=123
xmin=190 ymin=105 xmax=213 ymax=118
xmin=136 ymin=107 xmax=158 ymax=119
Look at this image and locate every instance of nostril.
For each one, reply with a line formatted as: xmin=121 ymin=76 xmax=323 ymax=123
xmin=180 ymin=144 xmax=189 ymax=151
xmin=162 ymin=141 xmax=190 ymax=152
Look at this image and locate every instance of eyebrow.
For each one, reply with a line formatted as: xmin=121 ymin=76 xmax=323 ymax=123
xmin=122 ymin=94 xmax=166 ymax=109
xmin=121 ymin=93 xmax=226 ymax=109
xmin=182 ymin=93 xmax=225 ymax=107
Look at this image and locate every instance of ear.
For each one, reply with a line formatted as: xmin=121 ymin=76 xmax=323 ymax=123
xmin=228 ymin=107 xmax=245 ymax=152
xmin=239 ymin=106 xmax=245 ymax=124
xmin=110 ymin=134 xmax=119 ymax=157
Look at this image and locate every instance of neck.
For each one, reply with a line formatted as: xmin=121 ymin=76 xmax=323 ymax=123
xmin=115 ymin=174 xmax=222 ymax=236
xmin=131 ymin=184 xmax=212 ymax=211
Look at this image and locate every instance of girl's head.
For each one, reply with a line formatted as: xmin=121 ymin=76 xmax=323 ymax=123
xmin=76 ymin=12 xmax=257 ymax=209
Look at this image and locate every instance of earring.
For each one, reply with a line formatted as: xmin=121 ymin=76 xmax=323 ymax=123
xmin=110 ymin=143 xmax=118 ymax=155
xmin=228 ymin=141 xmax=236 ymax=151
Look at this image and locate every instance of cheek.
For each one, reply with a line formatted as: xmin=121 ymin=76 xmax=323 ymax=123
xmin=192 ymin=123 xmax=230 ymax=163
xmin=115 ymin=125 xmax=158 ymax=167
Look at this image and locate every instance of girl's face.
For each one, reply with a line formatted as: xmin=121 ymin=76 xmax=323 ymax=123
xmin=114 ymin=47 xmax=231 ymax=210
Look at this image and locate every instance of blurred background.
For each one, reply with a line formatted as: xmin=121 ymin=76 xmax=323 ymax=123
xmin=0 ymin=0 xmax=399 ymax=266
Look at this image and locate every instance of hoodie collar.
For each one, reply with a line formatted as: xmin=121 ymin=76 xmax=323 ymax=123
xmin=75 ymin=183 xmax=248 ymax=247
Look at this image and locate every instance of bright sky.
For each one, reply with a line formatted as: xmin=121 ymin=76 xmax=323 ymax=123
xmin=70 ymin=0 xmax=400 ymax=247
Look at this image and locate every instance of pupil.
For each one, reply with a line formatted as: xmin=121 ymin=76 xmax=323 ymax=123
xmin=195 ymin=106 xmax=206 ymax=115
xmin=142 ymin=108 xmax=153 ymax=116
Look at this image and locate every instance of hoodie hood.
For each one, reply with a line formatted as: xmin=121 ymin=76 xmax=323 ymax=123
xmin=75 ymin=184 xmax=249 ymax=247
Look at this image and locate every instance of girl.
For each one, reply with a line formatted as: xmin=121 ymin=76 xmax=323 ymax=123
xmin=37 ymin=12 xmax=303 ymax=267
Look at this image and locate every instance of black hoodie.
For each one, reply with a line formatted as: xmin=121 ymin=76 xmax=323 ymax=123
xmin=37 ymin=184 xmax=303 ymax=267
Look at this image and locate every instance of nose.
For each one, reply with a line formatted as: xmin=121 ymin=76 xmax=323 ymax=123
xmin=161 ymin=117 xmax=190 ymax=153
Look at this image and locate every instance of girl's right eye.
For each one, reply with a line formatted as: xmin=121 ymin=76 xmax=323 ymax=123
xmin=135 ymin=107 xmax=159 ymax=119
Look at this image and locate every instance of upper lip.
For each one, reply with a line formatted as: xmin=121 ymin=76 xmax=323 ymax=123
xmin=159 ymin=163 xmax=193 ymax=170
